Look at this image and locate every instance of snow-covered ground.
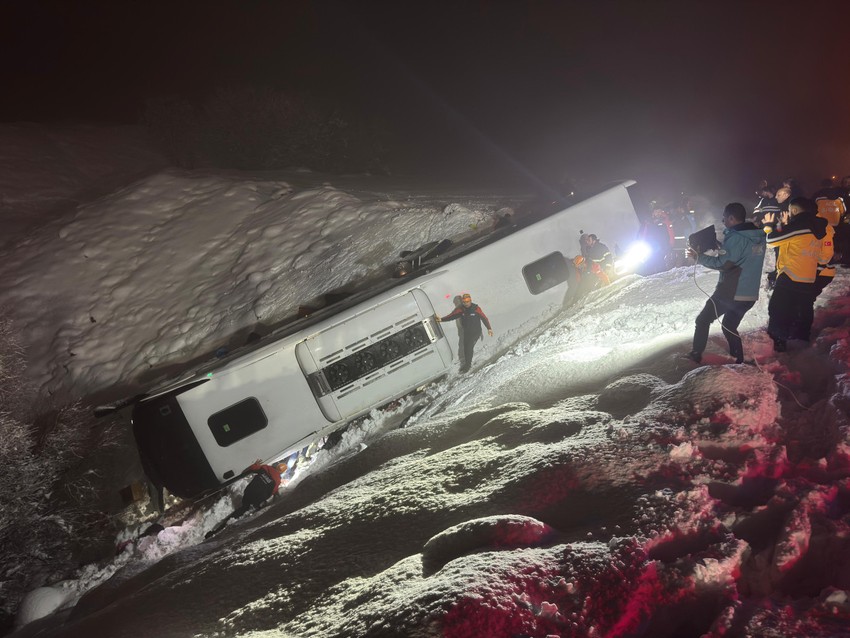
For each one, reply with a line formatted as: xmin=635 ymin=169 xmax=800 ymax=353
xmin=6 ymin=127 xmax=850 ymax=637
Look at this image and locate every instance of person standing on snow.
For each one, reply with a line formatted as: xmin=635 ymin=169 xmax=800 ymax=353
xmin=205 ymin=459 xmax=286 ymax=538
xmin=448 ymin=294 xmax=466 ymax=364
xmin=685 ymin=202 xmax=766 ymax=364
xmin=811 ymin=180 xmax=839 ymax=300
xmin=638 ymin=206 xmax=676 ymax=272
xmin=436 ymin=293 xmax=493 ymax=373
xmin=762 ymin=197 xmax=827 ymax=351
xmin=763 ymin=185 xmax=795 ymax=289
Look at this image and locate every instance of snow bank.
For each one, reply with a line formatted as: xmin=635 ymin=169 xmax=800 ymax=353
xmin=0 ymin=169 xmax=523 ymax=398
xmin=14 ymin=587 xmax=70 ymax=628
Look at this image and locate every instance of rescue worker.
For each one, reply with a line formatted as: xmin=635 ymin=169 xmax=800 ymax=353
xmin=564 ymin=255 xmax=603 ymax=306
xmin=638 ymin=206 xmax=676 ymax=272
xmin=450 ymin=294 xmax=465 ymax=364
xmin=813 ymin=178 xmax=846 ymax=267
xmin=669 ymin=203 xmax=697 ymax=266
xmin=205 ymin=459 xmax=286 ymax=538
xmin=436 ymin=293 xmax=493 ymax=373
xmin=582 ymin=233 xmax=614 ymax=282
xmin=685 ymin=203 xmax=766 ymax=364
xmin=762 ymin=197 xmax=828 ymax=350
xmin=813 ymin=179 xmax=846 ymax=228
xmin=810 ymin=215 xmax=835 ymax=306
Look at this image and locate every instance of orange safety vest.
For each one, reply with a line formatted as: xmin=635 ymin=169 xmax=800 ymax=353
xmin=815 ymin=197 xmax=845 ymax=227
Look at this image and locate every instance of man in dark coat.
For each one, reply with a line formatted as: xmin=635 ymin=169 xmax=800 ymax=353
xmin=582 ymin=234 xmax=614 ymax=273
xmin=436 ymin=293 xmax=493 ymax=373
xmin=752 ymin=185 xmax=780 ymax=227
xmin=205 ymin=460 xmax=286 ymax=538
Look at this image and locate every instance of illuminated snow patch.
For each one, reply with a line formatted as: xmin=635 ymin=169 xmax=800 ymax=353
xmin=225 ymin=528 xmax=326 ymax=568
xmin=558 ymin=345 xmax=612 ymax=362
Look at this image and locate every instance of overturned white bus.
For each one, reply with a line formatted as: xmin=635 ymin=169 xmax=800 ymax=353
xmin=131 ymin=182 xmax=640 ymax=498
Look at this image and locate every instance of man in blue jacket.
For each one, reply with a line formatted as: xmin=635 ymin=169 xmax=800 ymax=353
xmin=686 ymin=202 xmax=766 ymax=364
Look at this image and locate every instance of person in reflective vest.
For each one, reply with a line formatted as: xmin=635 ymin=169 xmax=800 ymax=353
xmin=436 ymin=293 xmax=493 ymax=373
xmin=205 ymin=460 xmax=286 ymax=538
xmin=762 ymin=197 xmax=828 ymax=350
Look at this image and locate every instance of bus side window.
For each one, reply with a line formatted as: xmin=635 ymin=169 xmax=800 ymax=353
xmin=522 ymin=252 xmax=570 ymax=295
xmin=208 ymin=397 xmax=268 ymax=446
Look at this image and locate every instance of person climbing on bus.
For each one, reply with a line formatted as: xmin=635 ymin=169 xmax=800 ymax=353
xmin=205 ymin=459 xmax=287 ymax=538
xmin=581 ymin=233 xmax=615 ymax=283
xmin=435 ymin=293 xmax=493 ymax=373
xmin=564 ymin=255 xmax=606 ymax=307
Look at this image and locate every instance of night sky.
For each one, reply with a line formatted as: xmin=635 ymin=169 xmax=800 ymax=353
xmin=2 ymin=0 xmax=849 ymax=205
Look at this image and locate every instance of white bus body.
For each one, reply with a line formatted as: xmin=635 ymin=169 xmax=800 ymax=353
xmin=132 ymin=182 xmax=639 ymax=497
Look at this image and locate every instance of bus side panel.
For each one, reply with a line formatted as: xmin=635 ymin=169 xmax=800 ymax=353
xmin=177 ymin=349 xmax=331 ymax=484
xmin=295 ymin=289 xmax=452 ymax=421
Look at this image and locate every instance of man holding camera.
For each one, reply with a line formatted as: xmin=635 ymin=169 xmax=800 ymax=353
xmin=686 ymin=203 xmax=766 ymax=364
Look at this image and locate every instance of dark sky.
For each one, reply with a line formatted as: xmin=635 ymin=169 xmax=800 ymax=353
xmin=2 ymin=0 xmax=849 ymax=205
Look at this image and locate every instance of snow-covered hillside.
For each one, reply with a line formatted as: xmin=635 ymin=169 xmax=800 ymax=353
xmin=0 ymin=151 xmax=528 ymax=401
xmin=6 ymin=127 xmax=850 ymax=637
xmin=0 ymin=123 xmax=166 ymax=244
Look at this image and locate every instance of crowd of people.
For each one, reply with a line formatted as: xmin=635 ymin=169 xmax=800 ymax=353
xmin=562 ymin=175 xmax=847 ymax=365
xmin=686 ymin=175 xmax=847 ymax=363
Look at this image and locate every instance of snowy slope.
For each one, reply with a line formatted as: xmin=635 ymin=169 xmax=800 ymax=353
xmin=0 ymin=123 xmax=166 ymax=243
xmin=16 ymin=272 xmax=850 ymax=638
xmin=0 ymin=165 xmax=525 ymax=400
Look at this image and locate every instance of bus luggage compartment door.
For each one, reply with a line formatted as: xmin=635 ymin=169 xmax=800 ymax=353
xmin=295 ymin=289 xmax=452 ymax=421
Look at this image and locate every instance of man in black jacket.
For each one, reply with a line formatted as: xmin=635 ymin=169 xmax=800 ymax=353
xmin=436 ymin=293 xmax=493 ymax=373
xmin=205 ymin=460 xmax=286 ymax=538
xmin=752 ymin=185 xmax=780 ymax=227
xmin=581 ymin=233 xmax=615 ymax=282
